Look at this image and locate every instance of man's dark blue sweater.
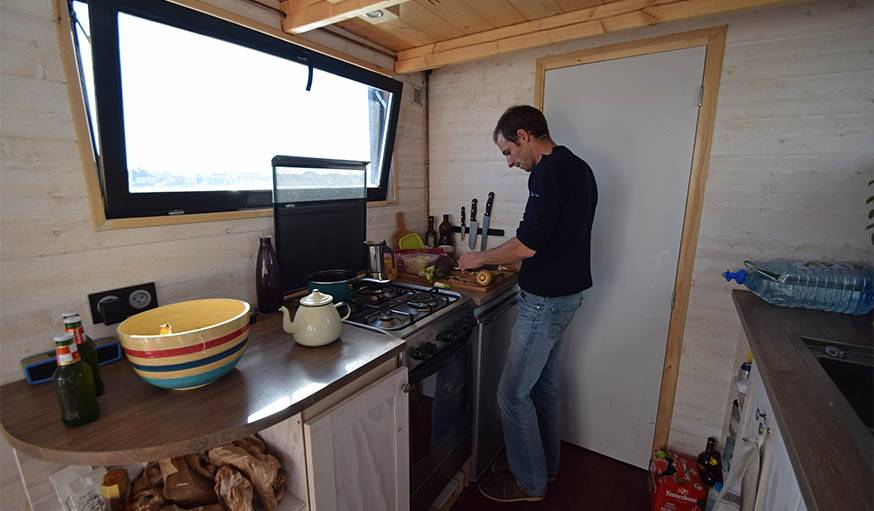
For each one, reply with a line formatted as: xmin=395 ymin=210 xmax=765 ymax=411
xmin=515 ymin=146 xmax=598 ymax=297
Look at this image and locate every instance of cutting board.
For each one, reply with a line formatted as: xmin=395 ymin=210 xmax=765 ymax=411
xmin=399 ymin=269 xmax=511 ymax=292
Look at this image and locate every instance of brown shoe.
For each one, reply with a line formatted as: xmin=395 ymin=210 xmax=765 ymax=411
xmin=478 ymin=472 xmax=545 ymax=503
xmin=490 ymin=453 xmax=558 ymax=482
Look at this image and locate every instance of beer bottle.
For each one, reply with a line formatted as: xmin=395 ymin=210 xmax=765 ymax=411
xmin=53 ymin=333 xmax=100 ymax=427
xmin=63 ymin=314 xmax=104 ymax=395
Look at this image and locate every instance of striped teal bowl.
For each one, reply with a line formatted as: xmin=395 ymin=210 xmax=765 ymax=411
xmin=116 ymin=299 xmax=250 ymax=390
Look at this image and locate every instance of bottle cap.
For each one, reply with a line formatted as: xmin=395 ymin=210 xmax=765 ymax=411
xmin=54 ymin=333 xmax=75 ymax=344
xmin=723 ymin=269 xmax=747 ymax=284
xmin=61 ymin=311 xmax=79 ymax=319
xmin=63 ymin=315 xmax=82 ymax=325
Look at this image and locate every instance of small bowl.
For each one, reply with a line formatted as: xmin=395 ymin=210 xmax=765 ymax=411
xmin=117 ymin=299 xmax=251 ymax=390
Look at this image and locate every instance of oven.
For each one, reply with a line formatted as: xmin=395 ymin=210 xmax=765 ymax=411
xmin=339 ymin=281 xmax=475 ymax=511
xmin=403 ymin=301 xmax=475 ymax=511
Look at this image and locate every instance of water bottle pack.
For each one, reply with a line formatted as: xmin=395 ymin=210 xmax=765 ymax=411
xmin=724 ymin=260 xmax=874 ymax=315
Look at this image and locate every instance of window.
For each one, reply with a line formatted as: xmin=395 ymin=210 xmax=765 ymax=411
xmin=69 ymin=0 xmax=402 ymax=219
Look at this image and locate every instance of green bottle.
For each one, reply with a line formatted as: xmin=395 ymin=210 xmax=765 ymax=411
xmin=63 ymin=314 xmax=104 ymax=395
xmin=53 ymin=333 xmax=100 ymax=427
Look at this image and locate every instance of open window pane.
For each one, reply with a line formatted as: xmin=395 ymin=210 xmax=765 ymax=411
xmin=117 ymin=12 xmax=392 ymax=194
xmin=71 ymin=1 xmax=100 ymax=154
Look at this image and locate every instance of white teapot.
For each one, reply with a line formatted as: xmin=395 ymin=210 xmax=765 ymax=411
xmin=280 ymin=289 xmax=351 ymax=347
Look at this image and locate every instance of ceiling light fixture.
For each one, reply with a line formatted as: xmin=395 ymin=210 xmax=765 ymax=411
xmin=364 ymin=9 xmax=384 ymax=18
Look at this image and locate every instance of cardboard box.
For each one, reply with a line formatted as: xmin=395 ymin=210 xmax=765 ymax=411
xmin=649 ymin=450 xmax=707 ymax=511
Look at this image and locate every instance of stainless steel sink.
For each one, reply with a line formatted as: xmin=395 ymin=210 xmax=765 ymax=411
xmin=799 ymin=337 xmax=873 ymax=431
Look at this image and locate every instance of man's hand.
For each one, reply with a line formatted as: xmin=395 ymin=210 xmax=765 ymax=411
xmin=457 ymin=251 xmax=486 ymax=271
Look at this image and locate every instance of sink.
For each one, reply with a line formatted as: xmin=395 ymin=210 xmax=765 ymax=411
xmin=798 ymin=337 xmax=873 ymax=432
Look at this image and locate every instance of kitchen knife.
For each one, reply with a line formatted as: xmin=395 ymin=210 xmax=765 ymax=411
xmin=480 ymin=192 xmax=494 ymax=251
xmin=468 ymin=199 xmax=478 ymax=250
xmin=461 ymin=206 xmax=466 ymax=241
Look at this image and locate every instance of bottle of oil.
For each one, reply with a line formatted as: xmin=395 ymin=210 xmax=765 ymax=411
xmin=63 ymin=314 xmax=104 ymax=396
xmin=53 ymin=333 xmax=100 ymax=427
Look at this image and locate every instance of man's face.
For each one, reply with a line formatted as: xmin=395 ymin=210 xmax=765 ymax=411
xmin=496 ymin=130 xmax=535 ymax=172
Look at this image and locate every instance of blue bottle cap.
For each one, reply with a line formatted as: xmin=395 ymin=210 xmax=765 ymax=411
xmin=723 ymin=269 xmax=747 ymax=284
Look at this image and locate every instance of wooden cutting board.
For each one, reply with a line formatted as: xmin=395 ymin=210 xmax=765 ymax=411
xmin=399 ymin=269 xmax=511 ymax=292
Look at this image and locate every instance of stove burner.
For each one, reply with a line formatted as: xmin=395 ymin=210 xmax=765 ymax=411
xmin=367 ymin=310 xmax=412 ymax=330
xmin=407 ymin=292 xmax=439 ymax=310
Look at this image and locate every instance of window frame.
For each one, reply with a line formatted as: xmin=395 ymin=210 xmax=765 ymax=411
xmin=81 ymin=0 xmax=402 ymax=219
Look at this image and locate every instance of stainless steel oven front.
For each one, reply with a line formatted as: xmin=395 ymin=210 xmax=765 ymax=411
xmin=404 ymin=301 xmax=475 ymax=511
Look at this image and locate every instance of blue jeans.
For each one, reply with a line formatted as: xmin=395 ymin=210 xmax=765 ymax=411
xmin=498 ymin=289 xmax=584 ymax=496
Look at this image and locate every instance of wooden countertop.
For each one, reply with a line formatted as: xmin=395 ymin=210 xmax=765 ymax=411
xmin=395 ymin=272 xmax=518 ymax=307
xmin=0 ymin=314 xmax=405 ymax=465
xmin=732 ymin=290 xmax=872 ymax=511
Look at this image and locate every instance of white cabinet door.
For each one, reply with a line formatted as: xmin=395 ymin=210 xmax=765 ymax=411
xmin=304 ymin=367 xmax=409 ymax=511
xmin=747 ymin=364 xmax=807 ymax=511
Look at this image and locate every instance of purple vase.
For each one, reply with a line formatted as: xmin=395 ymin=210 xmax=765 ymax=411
xmin=256 ymin=236 xmax=282 ymax=313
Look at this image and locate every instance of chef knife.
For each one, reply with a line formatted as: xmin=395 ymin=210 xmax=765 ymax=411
xmin=468 ymin=198 xmax=478 ymax=250
xmin=480 ymin=192 xmax=494 ymax=251
xmin=461 ymin=206 xmax=466 ymax=241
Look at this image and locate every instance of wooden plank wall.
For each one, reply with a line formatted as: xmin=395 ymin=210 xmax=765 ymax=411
xmin=0 ymin=0 xmax=426 ymax=506
xmin=428 ymin=0 xmax=873 ymax=456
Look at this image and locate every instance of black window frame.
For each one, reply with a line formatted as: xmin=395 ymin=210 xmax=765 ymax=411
xmin=79 ymin=0 xmax=402 ymax=219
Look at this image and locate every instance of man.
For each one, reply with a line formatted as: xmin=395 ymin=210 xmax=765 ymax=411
xmin=458 ymin=105 xmax=598 ymax=503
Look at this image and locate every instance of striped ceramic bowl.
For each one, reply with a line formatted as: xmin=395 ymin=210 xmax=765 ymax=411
xmin=116 ymin=299 xmax=251 ymax=390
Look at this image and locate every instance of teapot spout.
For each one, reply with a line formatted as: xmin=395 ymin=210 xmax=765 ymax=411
xmin=280 ymin=306 xmax=295 ymax=334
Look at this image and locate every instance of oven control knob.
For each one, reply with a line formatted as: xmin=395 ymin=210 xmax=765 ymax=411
xmin=423 ymin=342 xmax=437 ymax=354
xmin=410 ymin=347 xmax=426 ymax=360
xmin=437 ymin=331 xmax=454 ymax=343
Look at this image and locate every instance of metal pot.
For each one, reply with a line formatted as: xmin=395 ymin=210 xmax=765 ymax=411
xmin=305 ymin=269 xmax=357 ymax=302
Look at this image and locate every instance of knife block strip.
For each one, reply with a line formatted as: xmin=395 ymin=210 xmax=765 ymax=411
xmin=451 ymin=226 xmax=505 ymax=237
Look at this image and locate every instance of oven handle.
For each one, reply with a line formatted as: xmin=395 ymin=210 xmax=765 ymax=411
xmin=408 ymin=329 xmax=473 ymax=385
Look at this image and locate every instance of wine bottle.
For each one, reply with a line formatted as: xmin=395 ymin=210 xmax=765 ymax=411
xmin=425 ymin=216 xmax=437 ymax=248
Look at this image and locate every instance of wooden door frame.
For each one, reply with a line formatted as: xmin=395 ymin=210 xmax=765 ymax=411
xmin=534 ymin=26 xmax=727 ymax=452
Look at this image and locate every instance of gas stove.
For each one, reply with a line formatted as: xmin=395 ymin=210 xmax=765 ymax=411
xmin=341 ymin=281 xmax=475 ymax=372
xmin=346 ymin=281 xmax=464 ymax=335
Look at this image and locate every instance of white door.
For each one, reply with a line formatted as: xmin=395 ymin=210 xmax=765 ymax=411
xmin=304 ymin=367 xmax=409 ymax=511
xmin=542 ymin=46 xmax=707 ymax=468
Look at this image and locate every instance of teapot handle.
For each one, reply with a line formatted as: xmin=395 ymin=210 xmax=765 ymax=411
xmin=334 ymin=302 xmax=351 ymax=321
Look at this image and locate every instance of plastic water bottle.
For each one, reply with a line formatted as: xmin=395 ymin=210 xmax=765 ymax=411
xmin=724 ymin=260 xmax=874 ymax=315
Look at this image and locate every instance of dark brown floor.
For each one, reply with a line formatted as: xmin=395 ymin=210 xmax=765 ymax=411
xmin=451 ymin=442 xmax=651 ymax=511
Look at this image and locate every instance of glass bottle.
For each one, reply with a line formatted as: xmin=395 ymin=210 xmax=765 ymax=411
xmin=438 ymin=214 xmax=453 ymax=247
xmin=256 ymin=236 xmax=282 ymax=313
xmin=53 ymin=333 xmax=100 ymax=427
xmin=696 ymin=436 xmax=723 ymax=487
xmin=425 ymin=216 xmax=437 ymax=248
xmin=63 ymin=314 xmax=103 ymax=396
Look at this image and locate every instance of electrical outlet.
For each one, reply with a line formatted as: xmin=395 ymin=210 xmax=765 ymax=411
xmin=88 ymin=282 xmax=158 ymax=325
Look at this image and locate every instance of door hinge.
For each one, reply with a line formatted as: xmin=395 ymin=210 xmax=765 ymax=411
xmin=697 ymin=85 xmax=704 ymax=107
xmin=671 ymin=291 xmax=677 ymax=309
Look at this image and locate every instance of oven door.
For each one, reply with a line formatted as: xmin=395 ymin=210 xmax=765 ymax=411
xmin=409 ymin=331 xmax=472 ymax=511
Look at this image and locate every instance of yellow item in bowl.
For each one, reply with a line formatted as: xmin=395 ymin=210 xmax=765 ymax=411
xmin=117 ymin=299 xmax=251 ymax=390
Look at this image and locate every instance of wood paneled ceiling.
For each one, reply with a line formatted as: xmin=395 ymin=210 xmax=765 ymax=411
xmin=278 ymin=0 xmax=793 ymax=73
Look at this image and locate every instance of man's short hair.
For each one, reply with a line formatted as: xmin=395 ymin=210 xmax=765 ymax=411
xmin=493 ymin=105 xmax=550 ymax=144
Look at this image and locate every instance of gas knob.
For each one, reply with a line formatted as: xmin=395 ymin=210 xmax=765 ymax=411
xmin=423 ymin=342 xmax=437 ymax=354
xmin=410 ymin=347 xmax=426 ymax=360
xmin=437 ymin=332 xmax=454 ymax=343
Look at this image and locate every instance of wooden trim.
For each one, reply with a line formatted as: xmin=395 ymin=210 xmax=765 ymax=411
xmin=280 ymin=0 xmax=410 ymax=34
xmin=54 ymin=0 xmax=107 ymax=231
xmin=534 ymin=26 xmax=728 ymax=452
xmin=166 ymin=0 xmax=394 ymax=76
xmin=395 ymin=0 xmax=785 ymax=73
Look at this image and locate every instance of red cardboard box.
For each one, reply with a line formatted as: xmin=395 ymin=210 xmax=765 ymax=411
xmin=649 ymin=450 xmax=706 ymax=511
